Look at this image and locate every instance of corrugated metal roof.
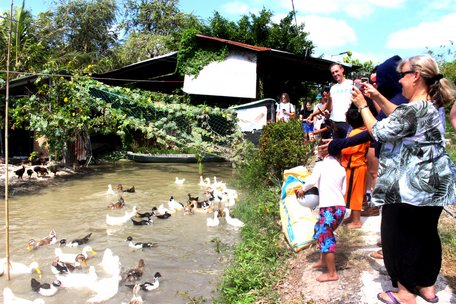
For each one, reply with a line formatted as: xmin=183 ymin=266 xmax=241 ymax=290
xmin=196 ymin=34 xmax=272 ymax=52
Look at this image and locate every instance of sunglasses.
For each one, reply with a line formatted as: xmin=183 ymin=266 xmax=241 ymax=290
xmin=400 ymin=70 xmax=415 ymax=78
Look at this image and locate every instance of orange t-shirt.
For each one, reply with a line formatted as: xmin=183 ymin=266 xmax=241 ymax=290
xmin=340 ymin=127 xmax=370 ymax=168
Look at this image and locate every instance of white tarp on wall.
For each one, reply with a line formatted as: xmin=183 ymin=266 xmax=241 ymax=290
xmin=235 ymin=106 xmax=267 ymax=132
xmin=183 ymin=50 xmax=257 ymax=98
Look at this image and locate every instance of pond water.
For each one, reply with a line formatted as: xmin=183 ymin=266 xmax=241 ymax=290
xmin=0 ymin=161 xmax=239 ymax=303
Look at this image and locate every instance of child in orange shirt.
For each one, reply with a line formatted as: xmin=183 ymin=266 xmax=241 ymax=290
xmin=341 ymin=108 xmax=370 ymax=228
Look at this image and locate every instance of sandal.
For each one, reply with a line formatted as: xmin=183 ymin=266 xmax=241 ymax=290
xmin=414 ymin=288 xmax=439 ymax=303
xmin=370 ymin=249 xmax=383 ymax=259
xmin=377 ymin=291 xmax=401 ymax=304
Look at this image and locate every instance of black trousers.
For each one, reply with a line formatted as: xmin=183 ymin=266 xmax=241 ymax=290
xmin=381 ymin=203 xmax=443 ymax=293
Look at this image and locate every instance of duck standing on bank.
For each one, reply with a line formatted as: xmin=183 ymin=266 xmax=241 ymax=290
xmin=223 ymin=208 xmax=245 ymax=228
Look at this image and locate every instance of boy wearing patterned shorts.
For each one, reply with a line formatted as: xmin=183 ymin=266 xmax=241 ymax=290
xmin=295 ymin=150 xmax=346 ymax=282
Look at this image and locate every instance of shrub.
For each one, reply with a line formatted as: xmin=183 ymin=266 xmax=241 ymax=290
xmin=259 ymin=119 xmax=314 ymax=182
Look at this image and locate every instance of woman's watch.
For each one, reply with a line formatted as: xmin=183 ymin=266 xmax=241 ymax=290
xmin=358 ymin=105 xmax=369 ymax=113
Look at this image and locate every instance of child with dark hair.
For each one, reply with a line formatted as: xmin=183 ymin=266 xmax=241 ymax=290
xmin=295 ymin=146 xmax=346 ymax=282
xmin=340 ymin=108 xmax=370 ymax=228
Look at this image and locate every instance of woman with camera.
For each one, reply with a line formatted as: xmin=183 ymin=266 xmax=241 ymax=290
xmin=351 ymin=54 xmax=456 ymax=304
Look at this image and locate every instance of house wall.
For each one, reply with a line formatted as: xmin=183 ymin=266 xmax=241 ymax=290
xmin=183 ymin=50 xmax=257 ymax=98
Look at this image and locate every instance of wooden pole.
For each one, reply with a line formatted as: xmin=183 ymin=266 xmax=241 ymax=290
xmin=4 ymin=0 xmax=14 ymax=280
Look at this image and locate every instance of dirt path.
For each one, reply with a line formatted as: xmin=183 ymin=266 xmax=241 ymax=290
xmin=277 ymin=214 xmax=455 ymax=304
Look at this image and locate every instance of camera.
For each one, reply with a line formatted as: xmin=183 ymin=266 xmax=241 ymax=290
xmin=354 ymin=83 xmax=363 ymax=89
xmin=361 ymin=77 xmax=369 ymax=83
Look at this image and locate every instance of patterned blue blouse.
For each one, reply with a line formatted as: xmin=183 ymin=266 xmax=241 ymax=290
xmin=372 ymin=100 xmax=456 ymax=206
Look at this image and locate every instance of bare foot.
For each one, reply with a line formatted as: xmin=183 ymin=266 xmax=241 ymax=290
xmin=316 ymin=273 xmax=339 ymax=282
xmin=311 ymin=262 xmax=327 ymax=269
xmin=346 ymin=222 xmax=362 ymax=229
xmin=343 ymin=217 xmax=353 ymax=224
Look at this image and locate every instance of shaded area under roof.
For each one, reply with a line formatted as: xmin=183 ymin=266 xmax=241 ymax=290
xmin=91 ymin=51 xmax=182 ymax=93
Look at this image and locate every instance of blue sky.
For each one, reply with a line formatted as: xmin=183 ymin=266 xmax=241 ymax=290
xmin=2 ymin=0 xmax=455 ymax=65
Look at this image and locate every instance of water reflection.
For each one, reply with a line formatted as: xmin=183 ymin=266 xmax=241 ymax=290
xmin=0 ymin=161 xmax=239 ymax=303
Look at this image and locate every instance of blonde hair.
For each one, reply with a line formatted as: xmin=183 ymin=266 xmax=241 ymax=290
xmin=398 ymin=54 xmax=455 ymax=107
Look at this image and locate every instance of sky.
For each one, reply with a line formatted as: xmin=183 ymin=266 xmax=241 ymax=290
xmin=2 ymin=0 xmax=455 ymax=65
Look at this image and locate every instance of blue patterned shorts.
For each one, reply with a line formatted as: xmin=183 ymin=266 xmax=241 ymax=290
xmin=313 ymin=206 xmax=346 ymax=253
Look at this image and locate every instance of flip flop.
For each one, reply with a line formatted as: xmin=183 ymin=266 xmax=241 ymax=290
xmin=414 ymin=288 xmax=439 ymax=303
xmin=377 ymin=291 xmax=401 ymax=304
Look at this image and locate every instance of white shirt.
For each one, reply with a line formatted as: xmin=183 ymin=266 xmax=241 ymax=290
xmin=329 ymin=79 xmax=353 ymax=122
xmin=276 ymin=102 xmax=295 ymax=122
xmin=301 ymin=156 xmax=346 ymax=208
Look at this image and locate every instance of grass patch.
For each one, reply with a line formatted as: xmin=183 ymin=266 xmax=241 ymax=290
xmin=215 ymin=184 xmax=289 ymax=304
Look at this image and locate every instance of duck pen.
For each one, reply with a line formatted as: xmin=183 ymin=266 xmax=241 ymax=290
xmin=3 ymin=0 xmax=13 ymax=280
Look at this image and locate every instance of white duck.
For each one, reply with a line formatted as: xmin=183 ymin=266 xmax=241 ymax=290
xmin=101 ymin=248 xmax=121 ymax=276
xmin=55 ymin=265 xmax=97 ymax=289
xmin=199 ymin=176 xmax=211 ymax=187
xmin=0 ymin=259 xmax=41 ymax=276
xmin=175 ymin=177 xmax=185 ymax=184
xmin=54 ymin=245 xmax=96 ymax=264
xmin=3 ymin=287 xmax=45 ymax=304
xmin=87 ymin=270 xmax=120 ymax=303
xmin=206 ymin=211 xmax=220 ymax=227
xmin=168 ymin=196 xmax=184 ymax=211
xmin=223 ymin=208 xmax=245 ymax=228
xmin=106 ymin=206 xmax=137 ymax=225
xmin=106 ymin=184 xmax=116 ymax=195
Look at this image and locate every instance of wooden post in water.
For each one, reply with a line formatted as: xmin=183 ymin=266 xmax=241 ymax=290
xmin=4 ymin=0 xmax=14 ymax=280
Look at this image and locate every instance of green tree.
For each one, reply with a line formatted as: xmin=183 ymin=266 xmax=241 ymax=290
xmin=0 ymin=1 xmax=41 ymax=74
xmin=116 ymin=0 xmax=204 ymax=66
xmin=342 ymin=52 xmax=375 ymax=77
xmin=204 ymin=9 xmax=314 ymax=56
xmin=38 ymin=0 xmax=119 ymax=71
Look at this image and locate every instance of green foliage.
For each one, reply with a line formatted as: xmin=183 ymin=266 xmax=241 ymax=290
xmin=9 ymin=76 xmax=240 ymax=161
xmin=342 ymin=53 xmax=376 ymax=76
xmin=204 ymin=9 xmax=314 ymax=56
xmin=177 ymin=28 xmax=228 ymax=77
xmin=259 ymin=119 xmax=315 ymax=181
xmin=216 ymin=184 xmax=285 ymax=304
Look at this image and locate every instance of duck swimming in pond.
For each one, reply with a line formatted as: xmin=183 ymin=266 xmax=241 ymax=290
xmin=131 ymin=217 xmax=153 ymax=225
xmin=31 ymin=278 xmax=62 ymax=297
xmin=126 ymin=236 xmax=158 ymax=249
xmin=59 ymin=232 xmax=92 ymax=247
xmin=121 ymin=259 xmax=145 ymax=283
xmin=126 ymin=272 xmax=162 ymax=291
xmin=27 ymin=229 xmax=57 ymax=250
xmin=0 ymin=259 xmax=41 ymax=276
xmin=3 ymin=287 xmax=45 ymax=304
xmin=55 ymin=245 xmax=96 ymax=264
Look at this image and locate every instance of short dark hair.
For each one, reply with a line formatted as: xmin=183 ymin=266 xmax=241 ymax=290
xmin=329 ymin=63 xmax=343 ymax=71
xmin=345 ymin=108 xmax=364 ymax=129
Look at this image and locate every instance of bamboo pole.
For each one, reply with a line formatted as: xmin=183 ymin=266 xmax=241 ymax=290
xmin=4 ymin=0 xmax=14 ymax=280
